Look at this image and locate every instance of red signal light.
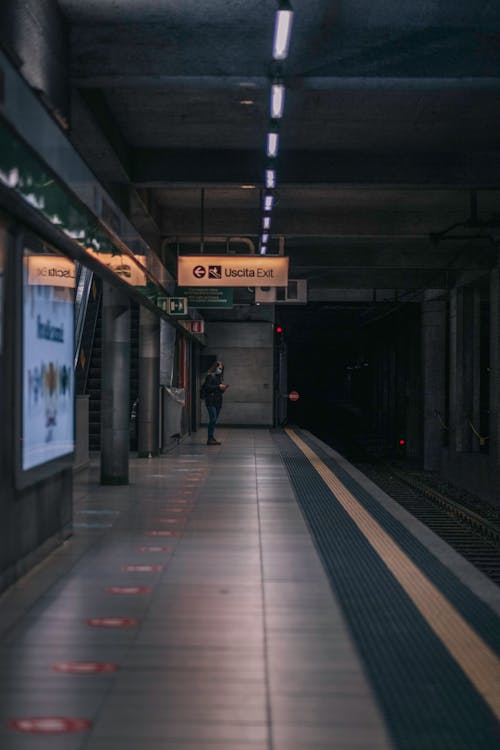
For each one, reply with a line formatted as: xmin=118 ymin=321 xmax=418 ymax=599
xmin=399 ymin=438 xmax=406 ymax=446
xmin=276 ymin=326 xmax=283 ymax=334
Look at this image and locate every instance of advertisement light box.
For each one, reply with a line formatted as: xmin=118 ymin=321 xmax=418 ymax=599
xmin=22 ymin=251 xmax=75 ymax=471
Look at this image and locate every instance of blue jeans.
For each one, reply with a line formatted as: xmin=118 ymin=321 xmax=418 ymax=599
xmin=206 ymin=404 xmax=220 ymax=440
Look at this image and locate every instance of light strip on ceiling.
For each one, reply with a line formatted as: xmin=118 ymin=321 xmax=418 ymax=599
xmin=273 ymin=1 xmax=294 ymax=61
xmin=264 ymin=194 xmax=274 ymax=212
xmin=265 ymin=169 xmax=276 ymax=189
xmin=270 ymin=83 xmax=285 ymax=119
xmin=266 ymin=131 xmax=279 ymax=157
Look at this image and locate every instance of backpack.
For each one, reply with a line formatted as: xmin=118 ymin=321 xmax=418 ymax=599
xmin=199 ymin=377 xmax=208 ymax=399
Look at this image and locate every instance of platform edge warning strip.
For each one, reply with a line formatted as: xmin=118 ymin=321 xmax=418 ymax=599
xmin=298 ymin=426 xmax=500 ymax=655
xmin=285 ymin=427 xmax=500 ymax=721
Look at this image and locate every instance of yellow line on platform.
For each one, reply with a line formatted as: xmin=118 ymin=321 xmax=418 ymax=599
xmin=286 ymin=427 xmax=500 ymax=720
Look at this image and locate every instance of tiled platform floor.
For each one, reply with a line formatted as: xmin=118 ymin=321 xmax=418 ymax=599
xmin=0 ymin=428 xmax=498 ymax=749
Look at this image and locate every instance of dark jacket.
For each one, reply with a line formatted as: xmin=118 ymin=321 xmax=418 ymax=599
xmin=204 ymin=373 xmax=223 ymax=408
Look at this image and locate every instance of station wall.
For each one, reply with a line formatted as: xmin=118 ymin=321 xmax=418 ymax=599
xmin=201 ymin=321 xmax=274 ymax=426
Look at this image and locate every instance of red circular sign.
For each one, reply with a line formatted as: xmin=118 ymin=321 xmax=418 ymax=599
xmin=86 ymin=617 xmax=138 ymax=628
xmin=8 ymin=717 xmax=92 ymax=734
xmin=105 ymin=586 xmax=152 ymax=595
xmin=52 ymin=662 xmax=118 ymax=674
xmin=289 ymin=390 xmax=300 ymax=401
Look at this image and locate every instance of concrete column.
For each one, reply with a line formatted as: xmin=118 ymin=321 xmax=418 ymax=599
xmin=490 ymin=268 xmax=500 ymax=498
xmin=100 ymin=283 xmax=130 ymax=485
xmin=455 ymin=287 xmax=472 ymax=453
xmin=138 ymin=306 xmax=160 ymax=457
xmin=421 ymin=290 xmax=446 ymax=470
xmin=406 ymin=330 xmax=421 ymax=459
xmin=448 ymin=289 xmax=458 ymax=452
xmin=471 ymin=287 xmax=482 ymax=452
xmin=452 ymin=286 xmax=482 ymax=453
xmin=456 ymin=288 xmax=472 ymax=451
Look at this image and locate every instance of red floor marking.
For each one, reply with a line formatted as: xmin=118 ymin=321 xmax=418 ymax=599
xmin=86 ymin=617 xmax=138 ymax=628
xmin=121 ymin=565 xmax=163 ymax=572
xmin=161 ymin=508 xmax=189 ymax=513
xmin=105 ymin=586 xmax=152 ymax=594
xmin=8 ymin=717 xmax=92 ymax=734
xmin=137 ymin=546 xmax=170 ymax=552
xmin=52 ymin=662 xmax=118 ymax=674
xmin=145 ymin=530 xmax=180 ymax=537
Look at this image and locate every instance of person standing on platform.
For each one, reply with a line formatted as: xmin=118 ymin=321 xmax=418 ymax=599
xmin=202 ymin=360 xmax=229 ymax=445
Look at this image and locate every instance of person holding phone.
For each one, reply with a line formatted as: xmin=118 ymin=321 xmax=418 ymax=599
xmin=202 ymin=360 xmax=229 ymax=445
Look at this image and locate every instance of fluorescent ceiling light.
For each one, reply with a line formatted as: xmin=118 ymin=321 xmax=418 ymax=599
xmin=263 ymin=216 xmax=271 ymax=229
xmin=273 ymin=2 xmax=294 ymax=61
xmin=264 ymin=194 xmax=274 ymax=211
xmin=265 ymin=169 xmax=276 ymax=189
xmin=262 ymin=233 xmax=269 ymax=243
xmin=270 ymin=84 xmax=285 ymax=119
xmin=266 ymin=131 xmax=279 ymax=157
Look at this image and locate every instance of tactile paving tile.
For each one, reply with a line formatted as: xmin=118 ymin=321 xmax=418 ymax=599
xmin=273 ymin=429 xmax=500 ymax=750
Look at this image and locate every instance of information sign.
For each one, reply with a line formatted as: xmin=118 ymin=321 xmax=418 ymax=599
xmin=178 ymin=286 xmax=234 ymax=308
xmin=178 ymin=255 xmax=289 ymax=287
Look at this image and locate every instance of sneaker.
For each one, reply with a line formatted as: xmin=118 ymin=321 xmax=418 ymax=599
xmin=207 ymin=438 xmax=221 ymax=445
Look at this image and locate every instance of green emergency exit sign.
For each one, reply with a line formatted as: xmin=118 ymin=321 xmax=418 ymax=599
xmin=158 ymin=296 xmax=188 ymax=315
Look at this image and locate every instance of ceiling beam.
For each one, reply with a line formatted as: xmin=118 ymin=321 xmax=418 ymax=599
xmin=72 ymin=75 xmax=500 ymax=91
xmin=305 ymin=268 xmax=453 ymax=289
xmin=288 ymin=246 xmax=495 ymax=271
xmin=132 ymin=148 xmax=500 ymax=188
xmin=158 ymin=207 xmax=500 ymax=238
xmin=76 ymin=88 xmax=132 ymax=177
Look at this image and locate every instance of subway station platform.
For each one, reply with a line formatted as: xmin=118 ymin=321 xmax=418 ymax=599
xmin=0 ymin=428 xmax=499 ymax=750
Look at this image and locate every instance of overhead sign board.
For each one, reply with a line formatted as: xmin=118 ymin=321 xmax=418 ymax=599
xmin=178 ymin=286 xmax=233 ymax=308
xmin=178 ymin=255 xmax=289 ymax=287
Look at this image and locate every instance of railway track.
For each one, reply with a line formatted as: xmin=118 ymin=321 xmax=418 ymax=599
xmin=352 ymin=459 xmax=500 ymax=586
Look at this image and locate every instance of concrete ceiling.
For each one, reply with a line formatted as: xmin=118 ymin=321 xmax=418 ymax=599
xmin=59 ymin=0 xmax=500 ymax=298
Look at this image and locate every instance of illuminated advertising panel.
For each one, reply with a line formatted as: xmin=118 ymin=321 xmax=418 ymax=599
xmin=84 ymin=247 xmax=147 ymax=286
xmin=22 ymin=252 xmax=75 ymax=470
